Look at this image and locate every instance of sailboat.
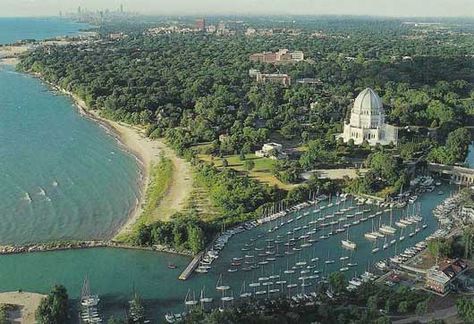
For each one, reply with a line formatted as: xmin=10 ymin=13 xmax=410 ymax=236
xmin=284 ymin=259 xmax=295 ymax=274
xmin=371 ymin=241 xmax=380 ymax=253
xmin=79 ymin=276 xmax=102 ymax=324
xmin=199 ymin=286 xmax=213 ymax=304
xmin=184 ymin=289 xmax=198 ymax=306
xmin=324 ymin=251 xmax=335 ymax=264
xmin=340 ymin=258 xmax=349 ymax=272
xmin=383 ymin=236 xmax=389 ymax=250
xmin=364 ymin=219 xmax=378 ymax=240
xmin=128 ymin=293 xmax=146 ymax=323
xmin=220 ymin=290 xmax=234 ymax=303
xmin=240 ymin=281 xmax=252 ymax=298
xmin=347 ymin=253 xmax=358 ymax=267
xmin=399 ymin=227 xmax=405 ymax=241
xmin=380 ymin=209 xmax=397 ymax=235
xmin=341 ymin=230 xmax=357 ymax=249
xmin=216 ymin=274 xmax=230 ymax=291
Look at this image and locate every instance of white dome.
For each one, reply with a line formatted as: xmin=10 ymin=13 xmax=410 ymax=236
xmin=349 ymin=88 xmax=384 ymax=128
xmin=352 ymin=88 xmax=383 ymax=114
xmin=338 ymin=87 xmax=398 ymax=146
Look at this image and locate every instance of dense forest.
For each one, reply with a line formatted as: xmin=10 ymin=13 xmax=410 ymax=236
xmin=17 ymin=17 xmax=474 ymax=242
xmin=19 ymin=18 xmax=474 ymax=159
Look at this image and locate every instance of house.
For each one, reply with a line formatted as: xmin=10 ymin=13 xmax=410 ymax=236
xmin=248 ymin=69 xmax=260 ymax=77
xmin=255 ymin=72 xmax=291 ymax=87
xmin=255 ymin=143 xmax=287 ymax=160
xmin=249 ymin=49 xmax=304 ymax=64
xmin=460 ymin=205 xmax=474 ymax=222
xmin=296 ymin=78 xmax=323 ymax=85
xmin=425 ymin=258 xmax=468 ymax=295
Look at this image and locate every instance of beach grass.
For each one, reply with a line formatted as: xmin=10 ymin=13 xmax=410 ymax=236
xmin=115 ymin=156 xmax=173 ymax=242
xmin=140 ymin=156 xmax=174 ymax=224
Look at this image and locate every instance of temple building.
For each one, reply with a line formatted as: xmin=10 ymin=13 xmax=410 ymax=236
xmin=338 ymin=88 xmax=398 ymax=146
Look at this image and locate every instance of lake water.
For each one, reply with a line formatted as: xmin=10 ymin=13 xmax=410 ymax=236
xmin=467 ymin=143 xmax=474 ymax=168
xmin=0 ymin=186 xmax=454 ymax=321
xmin=0 ymin=17 xmax=90 ymax=45
xmin=0 ymin=67 xmax=141 ymax=244
xmin=0 ymin=17 xmax=141 ymax=244
xmin=0 ymin=17 xmax=463 ymax=322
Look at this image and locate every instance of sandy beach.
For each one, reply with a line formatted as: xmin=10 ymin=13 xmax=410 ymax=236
xmin=0 ymin=42 xmax=194 ymax=242
xmin=0 ymin=57 xmax=19 ymax=65
xmin=63 ymin=90 xmax=193 ymax=239
xmin=0 ymin=291 xmax=45 ymax=324
xmin=0 ymin=44 xmax=30 ymax=66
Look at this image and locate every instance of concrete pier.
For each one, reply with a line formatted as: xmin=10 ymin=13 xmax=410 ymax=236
xmin=179 ymin=252 xmax=203 ymax=280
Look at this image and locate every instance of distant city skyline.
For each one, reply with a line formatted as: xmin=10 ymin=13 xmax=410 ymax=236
xmin=0 ymin=0 xmax=473 ymax=18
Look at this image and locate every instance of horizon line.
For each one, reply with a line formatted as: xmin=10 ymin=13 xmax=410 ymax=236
xmin=1 ymin=13 xmax=474 ymax=20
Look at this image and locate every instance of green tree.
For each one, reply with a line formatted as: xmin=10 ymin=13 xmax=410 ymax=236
xmin=367 ymin=295 xmax=378 ymax=313
xmin=328 ymin=272 xmax=346 ymax=294
xmin=36 ymin=285 xmax=69 ymax=324
xmin=187 ymin=225 xmax=205 ymax=254
xmin=375 ymin=316 xmax=391 ymax=324
xmin=244 ymin=160 xmax=255 ymax=171
xmin=398 ymin=301 xmax=409 ymax=314
xmin=456 ymin=297 xmax=474 ymax=323
xmin=427 ymin=238 xmax=451 ymax=261
xmin=416 ymin=300 xmax=428 ymax=315
xmin=462 ymin=227 xmax=474 ymax=259
xmin=0 ymin=305 xmax=8 ymax=324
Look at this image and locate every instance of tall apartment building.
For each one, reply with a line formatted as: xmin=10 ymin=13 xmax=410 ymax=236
xmin=196 ymin=18 xmax=206 ymax=31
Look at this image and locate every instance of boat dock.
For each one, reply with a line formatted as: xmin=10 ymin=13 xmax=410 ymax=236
xmin=179 ymin=252 xmax=203 ymax=281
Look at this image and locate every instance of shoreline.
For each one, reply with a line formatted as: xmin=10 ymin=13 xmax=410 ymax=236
xmin=29 ymin=73 xmax=193 ymax=242
xmin=0 ymin=64 xmax=193 ymax=255
xmin=56 ymin=86 xmax=157 ymax=239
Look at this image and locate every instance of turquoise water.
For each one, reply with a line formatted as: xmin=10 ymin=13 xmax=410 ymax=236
xmin=467 ymin=143 xmax=474 ymax=168
xmin=0 ymin=17 xmax=464 ymax=322
xmin=0 ymin=66 xmax=141 ymax=244
xmin=0 ymin=17 xmax=90 ymax=45
xmin=0 ymin=186 xmax=453 ymax=321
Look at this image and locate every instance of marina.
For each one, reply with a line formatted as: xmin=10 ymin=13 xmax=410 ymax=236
xmin=160 ymin=180 xmax=457 ymax=320
xmin=0 ymin=181 xmax=456 ymax=322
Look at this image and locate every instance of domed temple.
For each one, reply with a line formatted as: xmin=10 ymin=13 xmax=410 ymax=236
xmin=338 ymin=88 xmax=398 ymax=146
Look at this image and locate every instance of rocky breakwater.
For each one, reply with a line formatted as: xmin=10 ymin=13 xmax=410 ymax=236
xmin=0 ymin=240 xmax=108 ymax=255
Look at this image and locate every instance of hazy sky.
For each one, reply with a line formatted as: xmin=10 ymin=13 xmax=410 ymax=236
xmin=0 ymin=0 xmax=473 ymax=17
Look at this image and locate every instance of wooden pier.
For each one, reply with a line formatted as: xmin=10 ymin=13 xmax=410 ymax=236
xmin=179 ymin=252 xmax=203 ymax=281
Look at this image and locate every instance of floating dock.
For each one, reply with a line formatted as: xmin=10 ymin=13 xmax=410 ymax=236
xmin=179 ymin=252 xmax=203 ymax=281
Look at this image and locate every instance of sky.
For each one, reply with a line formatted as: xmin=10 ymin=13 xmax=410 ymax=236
xmin=0 ymin=0 xmax=473 ymax=18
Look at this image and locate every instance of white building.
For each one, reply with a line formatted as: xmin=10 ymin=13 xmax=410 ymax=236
xmin=338 ymin=88 xmax=398 ymax=146
xmin=461 ymin=205 xmax=474 ymax=222
xmin=255 ymin=143 xmax=287 ymax=160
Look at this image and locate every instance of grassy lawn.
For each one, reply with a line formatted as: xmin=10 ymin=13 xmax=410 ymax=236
xmin=198 ymin=152 xmax=296 ymax=190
